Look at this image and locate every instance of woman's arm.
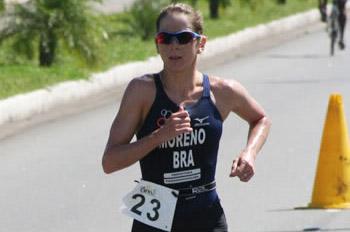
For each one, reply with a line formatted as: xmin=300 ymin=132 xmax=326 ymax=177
xmin=102 ymin=77 xmax=192 ymax=174
xmin=212 ymin=78 xmax=271 ymax=182
xmin=229 ymin=80 xmax=271 ymax=182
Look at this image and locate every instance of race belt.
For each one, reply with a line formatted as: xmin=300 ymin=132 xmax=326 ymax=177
xmin=178 ymin=181 xmax=216 ymax=197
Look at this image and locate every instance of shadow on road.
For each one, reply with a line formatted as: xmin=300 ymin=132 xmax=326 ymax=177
xmin=263 ymin=228 xmax=350 ymax=232
xmin=266 ymin=207 xmax=350 ymax=212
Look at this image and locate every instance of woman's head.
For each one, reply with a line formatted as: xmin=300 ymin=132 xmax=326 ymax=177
xmin=156 ymin=3 xmax=203 ymax=34
xmin=155 ymin=3 xmax=206 ymax=72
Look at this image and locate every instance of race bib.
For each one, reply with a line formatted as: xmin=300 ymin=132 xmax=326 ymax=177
xmin=121 ymin=180 xmax=179 ymax=231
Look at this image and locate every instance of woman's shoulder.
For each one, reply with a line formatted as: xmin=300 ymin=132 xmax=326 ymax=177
xmin=127 ymin=74 xmax=156 ymax=91
xmin=207 ymin=75 xmax=243 ymax=94
xmin=124 ymin=74 xmax=157 ymax=98
xmin=122 ymin=74 xmax=157 ymax=106
xmin=207 ymin=75 xmax=249 ymax=110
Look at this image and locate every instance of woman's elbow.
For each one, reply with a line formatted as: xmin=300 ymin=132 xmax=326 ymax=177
xmin=263 ymin=116 xmax=272 ymax=128
xmin=102 ymin=154 xmax=118 ymax=174
xmin=102 ymin=159 xmax=112 ymax=174
xmin=250 ymin=115 xmax=271 ymax=128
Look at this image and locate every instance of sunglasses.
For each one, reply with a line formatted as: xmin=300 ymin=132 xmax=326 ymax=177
xmin=155 ymin=30 xmax=202 ymax=45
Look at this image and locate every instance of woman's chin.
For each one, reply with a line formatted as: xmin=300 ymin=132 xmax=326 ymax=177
xmin=164 ymin=60 xmax=195 ymax=72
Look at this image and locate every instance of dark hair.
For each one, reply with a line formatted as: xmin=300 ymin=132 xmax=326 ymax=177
xmin=156 ymin=3 xmax=203 ymax=34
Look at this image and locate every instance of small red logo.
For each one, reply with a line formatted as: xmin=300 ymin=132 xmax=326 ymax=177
xmin=156 ymin=109 xmax=172 ymax=127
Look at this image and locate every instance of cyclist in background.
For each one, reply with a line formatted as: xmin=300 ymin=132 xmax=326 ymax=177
xmin=319 ymin=0 xmax=348 ymax=49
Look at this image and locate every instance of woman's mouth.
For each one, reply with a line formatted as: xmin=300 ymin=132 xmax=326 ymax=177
xmin=169 ymin=55 xmax=182 ymax=60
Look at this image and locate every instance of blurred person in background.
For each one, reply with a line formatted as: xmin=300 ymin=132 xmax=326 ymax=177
xmin=319 ymin=0 xmax=347 ymax=49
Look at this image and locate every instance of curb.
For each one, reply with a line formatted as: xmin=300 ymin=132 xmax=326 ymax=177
xmin=0 ymin=8 xmax=320 ymax=126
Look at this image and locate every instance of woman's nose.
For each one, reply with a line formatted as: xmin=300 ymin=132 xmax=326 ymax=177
xmin=169 ymin=36 xmax=180 ymax=45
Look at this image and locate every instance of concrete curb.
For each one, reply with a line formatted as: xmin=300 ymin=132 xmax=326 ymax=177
xmin=0 ymin=8 xmax=320 ymax=126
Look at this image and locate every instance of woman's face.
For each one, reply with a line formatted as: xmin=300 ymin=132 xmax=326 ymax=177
xmin=156 ymin=13 xmax=204 ymax=73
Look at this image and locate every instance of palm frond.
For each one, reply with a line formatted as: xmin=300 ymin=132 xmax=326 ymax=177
xmin=0 ymin=0 xmax=105 ymax=66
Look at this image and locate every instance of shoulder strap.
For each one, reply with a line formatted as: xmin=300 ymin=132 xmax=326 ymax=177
xmin=153 ymin=73 xmax=167 ymax=98
xmin=152 ymin=73 xmax=180 ymax=110
xmin=153 ymin=73 xmax=162 ymax=91
xmin=202 ymin=74 xmax=211 ymax=98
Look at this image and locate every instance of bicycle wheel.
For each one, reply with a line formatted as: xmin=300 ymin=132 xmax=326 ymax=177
xmin=328 ymin=3 xmax=340 ymax=56
xmin=330 ymin=31 xmax=336 ymax=56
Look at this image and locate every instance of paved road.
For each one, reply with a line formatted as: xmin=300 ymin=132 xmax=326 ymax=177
xmin=1 ymin=23 xmax=350 ymax=231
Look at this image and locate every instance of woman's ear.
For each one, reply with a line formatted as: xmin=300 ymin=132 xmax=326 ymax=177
xmin=197 ymin=36 xmax=207 ymax=54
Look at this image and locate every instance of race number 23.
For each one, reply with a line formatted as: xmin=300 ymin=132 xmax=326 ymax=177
xmin=131 ymin=194 xmax=161 ymax=221
xmin=122 ymin=180 xmax=178 ymax=232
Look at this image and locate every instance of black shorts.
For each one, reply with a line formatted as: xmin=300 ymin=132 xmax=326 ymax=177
xmin=131 ymin=200 xmax=228 ymax=232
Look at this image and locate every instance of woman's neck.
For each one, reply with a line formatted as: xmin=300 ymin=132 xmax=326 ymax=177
xmin=160 ymin=69 xmax=201 ymax=94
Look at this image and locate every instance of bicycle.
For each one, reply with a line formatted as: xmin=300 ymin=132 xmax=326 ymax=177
xmin=322 ymin=0 xmax=348 ymax=56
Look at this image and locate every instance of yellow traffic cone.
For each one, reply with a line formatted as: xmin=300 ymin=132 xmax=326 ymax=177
xmin=308 ymin=93 xmax=350 ymax=208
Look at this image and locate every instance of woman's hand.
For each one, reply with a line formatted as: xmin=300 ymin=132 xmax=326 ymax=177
xmin=153 ymin=106 xmax=192 ymax=142
xmin=229 ymin=150 xmax=255 ymax=182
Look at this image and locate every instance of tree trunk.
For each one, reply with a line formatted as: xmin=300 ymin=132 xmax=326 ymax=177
xmin=209 ymin=0 xmax=219 ymax=19
xmin=276 ymin=0 xmax=286 ymax=4
xmin=39 ymin=30 xmax=56 ymax=67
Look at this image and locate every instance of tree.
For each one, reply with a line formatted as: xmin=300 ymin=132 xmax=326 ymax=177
xmin=208 ymin=0 xmax=231 ymax=19
xmin=209 ymin=0 xmax=219 ymax=18
xmin=0 ymin=0 xmax=105 ymax=67
xmin=276 ymin=0 xmax=286 ymax=4
xmin=127 ymin=0 xmax=168 ymax=40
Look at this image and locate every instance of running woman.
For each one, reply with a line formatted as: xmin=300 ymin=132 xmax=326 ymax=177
xmin=102 ymin=3 xmax=271 ymax=232
xmin=319 ymin=0 xmax=348 ymax=49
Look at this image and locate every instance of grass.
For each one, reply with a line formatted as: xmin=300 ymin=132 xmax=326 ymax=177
xmin=0 ymin=0 xmax=316 ymax=100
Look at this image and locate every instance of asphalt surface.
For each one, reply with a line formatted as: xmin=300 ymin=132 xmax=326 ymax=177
xmin=1 ymin=22 xmax=350 ymax=232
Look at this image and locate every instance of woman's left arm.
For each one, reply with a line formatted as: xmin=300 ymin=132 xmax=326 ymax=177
xmin=223 ymin=79 xmax=271 ymax=182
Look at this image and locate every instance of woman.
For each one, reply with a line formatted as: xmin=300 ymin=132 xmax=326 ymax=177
xmin=102 ymin=3 xmax=271 ymax=232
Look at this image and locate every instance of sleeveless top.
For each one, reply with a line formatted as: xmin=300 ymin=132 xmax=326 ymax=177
xmin=136 ymin=73 xmax=223 ymax=211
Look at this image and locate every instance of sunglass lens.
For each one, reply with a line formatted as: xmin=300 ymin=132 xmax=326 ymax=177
xmin=156 ymin=31 xmax=199 ymax=44
xmin=156 ymin=33 xmax=171 ymax=44
xmin=176 ymin=32 xmax=194 ymax=44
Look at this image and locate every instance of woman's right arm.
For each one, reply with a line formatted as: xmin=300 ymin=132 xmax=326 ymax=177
xmin=102 ymin=77 xmax=192 ymax=174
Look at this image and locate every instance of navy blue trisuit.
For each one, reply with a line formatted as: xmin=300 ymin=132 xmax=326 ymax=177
xmin=132 ymin=73 xmax=228 ymax=232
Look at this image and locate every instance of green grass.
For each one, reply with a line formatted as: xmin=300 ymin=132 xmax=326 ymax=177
xmin=0 ymin=0 xmax=316 ymax=100
xmin=0 ymin=64 xmax=89 ymax=98
xmin=203 ymin=0 xmax=316 ymax=38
